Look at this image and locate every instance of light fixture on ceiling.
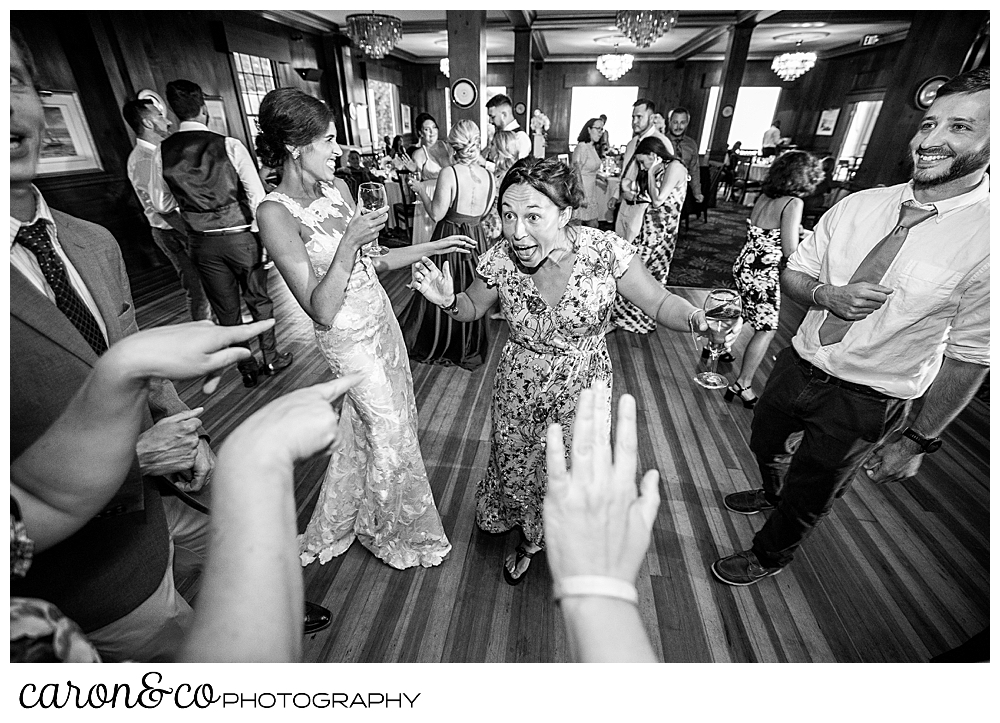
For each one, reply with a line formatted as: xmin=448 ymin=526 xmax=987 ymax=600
xmin=440 ymin=58 xmax=450 ymax=78
xmin=597 ymin=45 xmax=634 ymax=82
xmin=345 ymin=13 xmax=403 ymax=60
xmin=771 ymin=40 xmax=817 ymax=82
xmin=615 ymin=10 xmax=680 ymax=49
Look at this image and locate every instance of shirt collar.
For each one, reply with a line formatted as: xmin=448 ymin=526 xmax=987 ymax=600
xmin=502 ymin=120 xmax=521 ymax=132
xmin=135 ymin=137 xmax=158 ymax=152
xmin=10 ymin=185 xmax=54 ymax=248
xmin=178 ymin=120 xmax=211 ymax=133
xmin=901 ymin=172 xmax=990 ymax=219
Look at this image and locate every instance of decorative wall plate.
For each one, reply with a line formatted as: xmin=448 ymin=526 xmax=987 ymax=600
xmin=451 ymin=78 xmax=478 ymax=109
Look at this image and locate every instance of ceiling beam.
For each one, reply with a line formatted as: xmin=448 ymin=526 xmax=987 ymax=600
xmin=673 ymin=10 xmax=781 ymax=61
xmin=504 ymin=10 xmax=536 ymax=30
xmin=820 ymin=28 xmax=910 ymax=59
xmin=531 ymin=30 xmax=548 ymax=62
xmin=254 ymin=10 xmax=340 ymax=35
xmin=759 ymin=10 xmax=915 ymax=27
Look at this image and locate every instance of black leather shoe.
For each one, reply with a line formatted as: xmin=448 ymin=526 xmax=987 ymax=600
xmin=240 ymin=364 xmax=259 ymax=388
xmin=304 ymin=601 xmax=332 ymax=635
xmin=260 ymin=351 xmax=294 ymax=377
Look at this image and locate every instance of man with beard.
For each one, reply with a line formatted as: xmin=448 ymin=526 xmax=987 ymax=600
xmin=713 ymin=68 xmax=990 ymax=586
xmin=122 ymin=98 xmax=211 ymax=322
xmin=666 ymin=107 xmax=704 ymax=207
xmin=616 ymin=99 xmax=672 ymax=242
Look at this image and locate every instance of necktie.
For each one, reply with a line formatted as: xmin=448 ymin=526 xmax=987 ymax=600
xmin=16 ymin=219 xmax=108 ymax=356
xmin=818 ymin=201 xmax=936 ymax=346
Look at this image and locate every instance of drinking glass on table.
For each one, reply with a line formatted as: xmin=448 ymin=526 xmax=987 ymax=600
xmin=694 ymin=288 xmax=742 ymax=390
xmin=357 ymin=182 xmax=389 ymax=257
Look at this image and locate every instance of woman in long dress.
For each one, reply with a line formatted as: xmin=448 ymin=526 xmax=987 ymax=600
xmin=254 ymin=89 xmax=474 ymax=569
xmin=400 ymin=120 xmax=494 ymax=370
xmin=612 ymin=136 xmax=688 ymax=334
xmin=409 ymin=157 xmax=709 ymax=584
xmin=571 ymin=117 xmax=605 ymax=228
xmin=406 ymin=112 xmax=454 ymax=246
xmin=727 ymin=151 xmax=824 ymax=407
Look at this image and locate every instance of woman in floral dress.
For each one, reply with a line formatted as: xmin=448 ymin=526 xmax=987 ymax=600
xmin=255 ymin=89 xmax=475 ymax=569
xmin=727 ymin=151 xmax=824 ymax=407
xmin=612 ymin=136 xmax=689 ymax=333
xmin=409 ymin=158 xmax=708 ymax=584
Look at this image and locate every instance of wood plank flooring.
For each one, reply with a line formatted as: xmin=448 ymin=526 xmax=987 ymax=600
xmin=137 ymin=264 xmax=989 ymax=663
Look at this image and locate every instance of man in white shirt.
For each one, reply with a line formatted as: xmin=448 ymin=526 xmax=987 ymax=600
xmin=713 ymin=68 xmax=990 ymax=587
xmin=486 ymin=94 xmax=531 ymax=160
xmin=615 ymin=99 xmax=673 ymax=242
xmin=761 ymin=120 xmax=781 ymax=157
xmin=122 ymin=98 xmax=210 ymax=322
xmin=150 ymin=79 xmax=291 ymax=388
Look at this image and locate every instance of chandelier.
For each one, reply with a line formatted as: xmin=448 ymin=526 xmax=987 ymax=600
xmin=439 ymin=58 xmax=450 ymax=78
xmin=345 ymin=13 xmax=402 ymax=60
xmin=615 ymin=10 xmax=680 ymax=49
xmin=597 ymin=49 xmax=634 ymax=82
xmin=771 ymin=50 xmax=817 ymax=81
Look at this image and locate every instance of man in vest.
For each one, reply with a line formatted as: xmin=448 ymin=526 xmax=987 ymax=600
xmin=151 ymin=79 xmax=291 ymax=388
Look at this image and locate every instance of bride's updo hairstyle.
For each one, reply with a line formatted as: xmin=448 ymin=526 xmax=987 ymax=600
xmin=256 ymin=88 xmax=333 ymax=168
xmin=499 ymin=157 xmax=584 ymax=211
xmin=447 ymin=120 xmax=481 ymax=165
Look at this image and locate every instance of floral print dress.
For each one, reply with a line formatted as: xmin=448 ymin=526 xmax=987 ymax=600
xmin=732 ymin=219 xmax=784 ymax=331
xmin=475 ymin=226 xmax=636 ymax=546
xmin=612 ymin=166 xmax=686 ymax=333
xmin=263 ymin=185 xmax=451 ymax=570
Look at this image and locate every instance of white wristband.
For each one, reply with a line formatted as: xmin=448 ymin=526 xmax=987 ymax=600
xmin=553 ymin=576 xmax=639 ymax=606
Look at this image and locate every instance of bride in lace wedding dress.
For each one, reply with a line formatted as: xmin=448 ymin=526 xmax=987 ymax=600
xmin=254 ymin=89 xmax=472 ymax=569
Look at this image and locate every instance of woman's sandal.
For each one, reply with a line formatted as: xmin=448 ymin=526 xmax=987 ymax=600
xmin=503 ymin=544 xmax=539 ymax=586
xmin=724 ymin=381 xmax=758 ymax=409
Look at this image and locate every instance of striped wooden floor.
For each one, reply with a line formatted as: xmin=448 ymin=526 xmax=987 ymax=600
xmin=138 ymin=264 xmax=989 ymax=663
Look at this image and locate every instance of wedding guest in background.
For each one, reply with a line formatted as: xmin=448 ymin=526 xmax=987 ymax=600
xmin=727 ymin=151 xmax=824 ymax=407
xmin=405 ymin=112 xmax=454 ymax=246
xmin=571 ymin=117 xmax=605 ymax=229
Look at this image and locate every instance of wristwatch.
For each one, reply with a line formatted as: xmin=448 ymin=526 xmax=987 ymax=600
xmin=901 ymin=427 xmax=942 ymax=454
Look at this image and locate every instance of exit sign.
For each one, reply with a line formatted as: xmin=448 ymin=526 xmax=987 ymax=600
xmin=862 ymin=34 xmax=880 ymax=46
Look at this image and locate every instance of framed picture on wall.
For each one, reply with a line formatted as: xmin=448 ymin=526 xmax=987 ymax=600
xmin=816 ymin=108 xmax=841 ymax=136
xmin=204 ymin=96 xmax=229 ymax=136
xmin=37 ymin=90 xmax=104 ymax=176
xmin=400 ymin=103 xmax=412 ymax=134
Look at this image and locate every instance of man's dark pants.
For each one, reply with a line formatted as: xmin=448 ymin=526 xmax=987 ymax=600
xmin=188 ymin=230 xmax=277 ymax=372
xmin=748 ymin=347 xmax=910 ymax=568
xmin=149 ymin=226 xmax=212 ymax=322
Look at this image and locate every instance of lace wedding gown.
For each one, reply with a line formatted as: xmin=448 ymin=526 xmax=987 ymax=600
xmin=262 ymin=184 xmax=451 ymax=569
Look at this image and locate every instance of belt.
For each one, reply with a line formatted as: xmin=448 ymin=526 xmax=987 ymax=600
xmin=191 ymin=227 xmax=251 ymax=238
xmin=790 ymin=349 xmax=891 ymax=400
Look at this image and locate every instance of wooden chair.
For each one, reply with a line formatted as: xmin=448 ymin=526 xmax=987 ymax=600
xmin=392 ymin=171 xmax=415 ymax=240
xmin=730 ymin=155 xmax=764 ymax=205
xmin=681 ymin=163 xmax=726 ymax=234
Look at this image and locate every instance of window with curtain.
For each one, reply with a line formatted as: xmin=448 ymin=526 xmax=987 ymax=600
xmin=369 ymin=79 xmax=399 ymax=147
xmin=232 ymin=52 xmax=277 ymax=147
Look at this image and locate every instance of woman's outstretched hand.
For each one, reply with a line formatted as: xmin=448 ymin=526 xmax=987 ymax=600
xmin=429 ymin=234 xmax=476 ymax=255
xmin=106 ymin=319 xmax=276 ymax=395
xmin=543 ymin=382 xmax=661 ymax=585
xmin=409 ymin=257 xmax=455 ymax=307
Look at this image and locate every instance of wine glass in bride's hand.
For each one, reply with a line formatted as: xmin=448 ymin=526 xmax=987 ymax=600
xmin=357 ymin=182 xmax=389 ymax=257
xmin=694 ymin=288 xmax=742 ymax=390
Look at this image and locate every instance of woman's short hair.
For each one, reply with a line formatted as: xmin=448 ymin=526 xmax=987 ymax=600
xmin=255 ymin=88 xmax=333 ymax=168
xmin=414 ymin=112 xmax=438 ymax=135
xmin=448 ymin=120 xmax=481 ymax=164
xmin=576 ymin=118 xmax=602 ymax=144
xmin=499 ymin=157 xmax=585 ymax=211
xmin=635 ymin=136 xmax=676 ymax=163
xmin=761 ymin=151 xmax=825 ymax=199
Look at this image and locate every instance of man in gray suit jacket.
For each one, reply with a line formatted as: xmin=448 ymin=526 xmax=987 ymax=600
xmin=10 ymin=29 xmax=215 ymax=662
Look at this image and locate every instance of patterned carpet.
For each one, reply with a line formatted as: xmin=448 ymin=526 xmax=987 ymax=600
xmin=668 ymin=198 xmax=751 ymax=290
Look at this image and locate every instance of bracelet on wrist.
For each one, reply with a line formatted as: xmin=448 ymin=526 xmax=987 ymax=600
xmin=810 ymin=283 xmax=825 ymax=306
xmin=553 ymin=575 xmax=639 ymax=606
xmin=440 ymin=293 xmax=459 ymax=314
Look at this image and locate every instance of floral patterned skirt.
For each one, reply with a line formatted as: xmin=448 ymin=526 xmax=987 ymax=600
xmin=732 ymin=235 xmax=783 ymax=331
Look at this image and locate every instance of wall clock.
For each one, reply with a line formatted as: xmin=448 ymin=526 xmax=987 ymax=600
xmin=348 ymin=103 xmax=358 ymax=120
xmin=514 ymin=101 xmax=526 ymax=116
xmin=914 ymin=76 xmax=949 ymax=110
xmin=451 ymin=78 xmax=478 ymax=109
xmin=721 ymin=104 xmax=734 ymax=118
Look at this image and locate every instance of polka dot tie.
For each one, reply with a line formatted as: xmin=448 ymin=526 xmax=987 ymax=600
xmin=16 ymin=219 xmax=108 ymax=356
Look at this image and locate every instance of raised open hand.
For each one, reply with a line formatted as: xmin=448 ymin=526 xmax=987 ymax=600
xmin=409 ymin=257 xmax=455 ymax=307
